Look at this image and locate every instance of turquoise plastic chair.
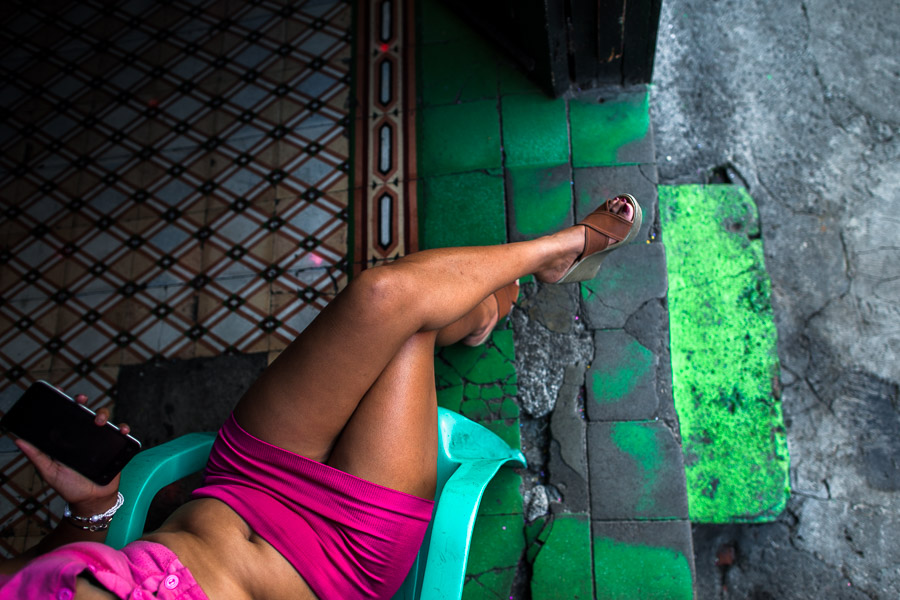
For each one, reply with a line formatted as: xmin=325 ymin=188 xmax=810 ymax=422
xmin=106 ymin=407 xmax=526 ymax=600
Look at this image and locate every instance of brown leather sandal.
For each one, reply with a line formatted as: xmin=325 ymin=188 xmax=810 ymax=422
xmin=555 ymin=194 xmax=642 ymax=284
xmin=463 ymin=280 xmax=520 ymax=347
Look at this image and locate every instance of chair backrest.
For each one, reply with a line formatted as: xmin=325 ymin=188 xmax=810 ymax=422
xmin=106 ymin=408 xmax=525 ymax=600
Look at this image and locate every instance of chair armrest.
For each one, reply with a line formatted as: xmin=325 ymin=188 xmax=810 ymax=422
xmin=106 ymin=432 xmax=216 ymax=549
xmin=418 ymin=455 xmax=525 ymax=600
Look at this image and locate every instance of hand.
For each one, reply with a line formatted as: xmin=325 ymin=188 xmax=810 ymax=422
xmin=15 ymin=393 xmax=131 ymax=514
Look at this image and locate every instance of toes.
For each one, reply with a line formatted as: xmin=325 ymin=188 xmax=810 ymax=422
xmin=609 ymin=197 xmax=634 ymax=221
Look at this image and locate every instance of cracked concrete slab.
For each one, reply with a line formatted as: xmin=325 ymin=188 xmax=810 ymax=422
xmin=512 ymin=283 xmax=593 ymax=418
xmin=588 ymin=421 xmax=689 ymax=520
xmin=548 ymin=364 xmax=589 ymax=512
xmin=581 ymin=242 xmax=669 ymax=330
xmin=586 ymin=329 xmax=660 ymax=421
xmin=652 ymin=0 xmax=899 ymax=594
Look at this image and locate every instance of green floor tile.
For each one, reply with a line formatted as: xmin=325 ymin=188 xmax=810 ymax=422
xmin=420 ymin=0 xmax=477 ymax=44
xmin=463 ymin=568 xmax=518 ymax=600
xmin=421 ymin=38 xmax=498 ymax=106
xmin=483 ymin=419 xmax=521 ymax=450
xmin=501 ymin=94 xmax=569 ymax=167
xmin=419 ymin=101 xmax=502 ymax=176
xmin=466 ymin=513 xmax=526 ymax=573
xmin=507 ymin=164 xmax=573 ymax=241
xmin=593 ymin=537 xmax=693 ymax=600
xmin=588 ymin=334 xmax=654 ymax=404
xmin=498 ymin=56 xmax=541 ymax=95
xmin=659 ymin=184 xmax=789 ymax=523
xmin=569 ymin=92 xmax=650 ymax=167
xmin=437 ymin=383 xmax=464 ymax=412
xmin=531 ymin=514 xmax=593 ymax=599
xmin=478 ymin=468 xmax=524 ymax=515
xmin=420 ymin=170 xmax=505 ymax=248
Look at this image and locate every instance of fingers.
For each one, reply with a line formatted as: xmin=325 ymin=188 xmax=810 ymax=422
xmin=70 ymin=392 xmax=132 ymax=435
xmin=94 ymin=407 xmax=110 ymax=427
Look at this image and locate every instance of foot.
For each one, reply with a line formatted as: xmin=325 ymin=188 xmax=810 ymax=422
xmin=534 ymin=196 xmax=637 ymax=283
xmin=460 ymin=296 xmax=498 ymax=347
xmin=461 ymin=280 xmax=519 ymax=347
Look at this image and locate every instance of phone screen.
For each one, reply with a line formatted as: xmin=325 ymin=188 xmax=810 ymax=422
xmin=0 ymin=381 xmax=141 ymax=486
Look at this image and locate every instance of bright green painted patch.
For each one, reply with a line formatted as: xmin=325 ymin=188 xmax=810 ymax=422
xmin=593 ymin=537 xmax=693 ymax=600
xmin=419 ymin=101 xmax=502 ymax=177
xmin=420 ymin=171 xmax=506 ymax=249
xmin=610 ymin=422 xmax=662 ymax=512
xmin=421 ymin=38 xmax=498 ymax=106
xmin=501 ymin=94 xmax=569 ymax=167
xmin=589 ymin=338 xmax=653 ymax=402
xmin=507 ymin=164 xmax=573 ymax=240
xmin=569 ymin=92 xmax=649 ymax=167
xmin=659 ymin=184 xmax=789 ymax=523
xmin=531 ymin=514 xmax=593 ymax=599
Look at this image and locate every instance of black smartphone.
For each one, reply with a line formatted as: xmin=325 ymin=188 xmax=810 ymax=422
xmin=0 ymin=381 xmax=141 ymax=486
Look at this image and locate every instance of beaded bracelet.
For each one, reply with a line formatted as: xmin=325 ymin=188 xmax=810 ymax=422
xmin=64 ymin=492 xmax=124 ymax=532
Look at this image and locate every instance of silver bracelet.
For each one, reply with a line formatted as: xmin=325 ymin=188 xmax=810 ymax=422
xmin=64 ymin=492 xmax=124 ymax=531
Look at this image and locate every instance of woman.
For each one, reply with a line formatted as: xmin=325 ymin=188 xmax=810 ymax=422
xmin=0 ymin=195 xmax=640 ymax=599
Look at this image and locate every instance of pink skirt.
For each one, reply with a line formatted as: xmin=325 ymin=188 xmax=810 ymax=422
xmin=191 ymin=414 xmax=434 ymax=600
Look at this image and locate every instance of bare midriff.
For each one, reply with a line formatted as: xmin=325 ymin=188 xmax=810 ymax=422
xmin=139 ymin=498 xmax=318 ymax=600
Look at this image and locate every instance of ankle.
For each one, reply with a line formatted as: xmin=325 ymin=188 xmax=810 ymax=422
xmin=533 ymin=227 xmax=585 ymax=283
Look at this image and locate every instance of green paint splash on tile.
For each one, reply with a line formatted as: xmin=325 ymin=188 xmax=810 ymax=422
xmin=589 ymin=338 xmax=653 ymax=402
xmin=611 ymin=422 xmax=662 ymax=512
xmin=593 ymin=537 xmax=693 ymax=600
xmin=569 ymin=92 xmax=650 ymax=167
xmin=659 ymin=184 xmax=789 ymax=523
xmin=531 ymin=514 xmax=593 ymax=599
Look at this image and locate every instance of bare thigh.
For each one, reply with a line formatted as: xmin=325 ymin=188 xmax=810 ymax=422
xmin=326 ymin=331 xmax=438 ymax=499
xmin=231 ymin=272 xmax=421 ymax=464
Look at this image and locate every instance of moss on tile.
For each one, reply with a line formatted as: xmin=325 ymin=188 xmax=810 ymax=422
xmin=659 ymin=184 xmax=788 ymax=523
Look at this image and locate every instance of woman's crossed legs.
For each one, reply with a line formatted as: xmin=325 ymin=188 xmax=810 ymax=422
xmin=231 ymin=199 xmax=634 ymax=500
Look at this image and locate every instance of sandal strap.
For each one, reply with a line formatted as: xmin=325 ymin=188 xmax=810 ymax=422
xmin=577 ymin=201 xmax=635 ymax=259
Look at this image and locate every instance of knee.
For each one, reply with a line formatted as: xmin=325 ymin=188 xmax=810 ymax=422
xmin=349 ymin=265 xmax=416 ymax=320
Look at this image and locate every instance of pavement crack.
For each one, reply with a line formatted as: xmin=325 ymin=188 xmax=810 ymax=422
xmin=804 ymin=374 xmax=836 ymax=415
